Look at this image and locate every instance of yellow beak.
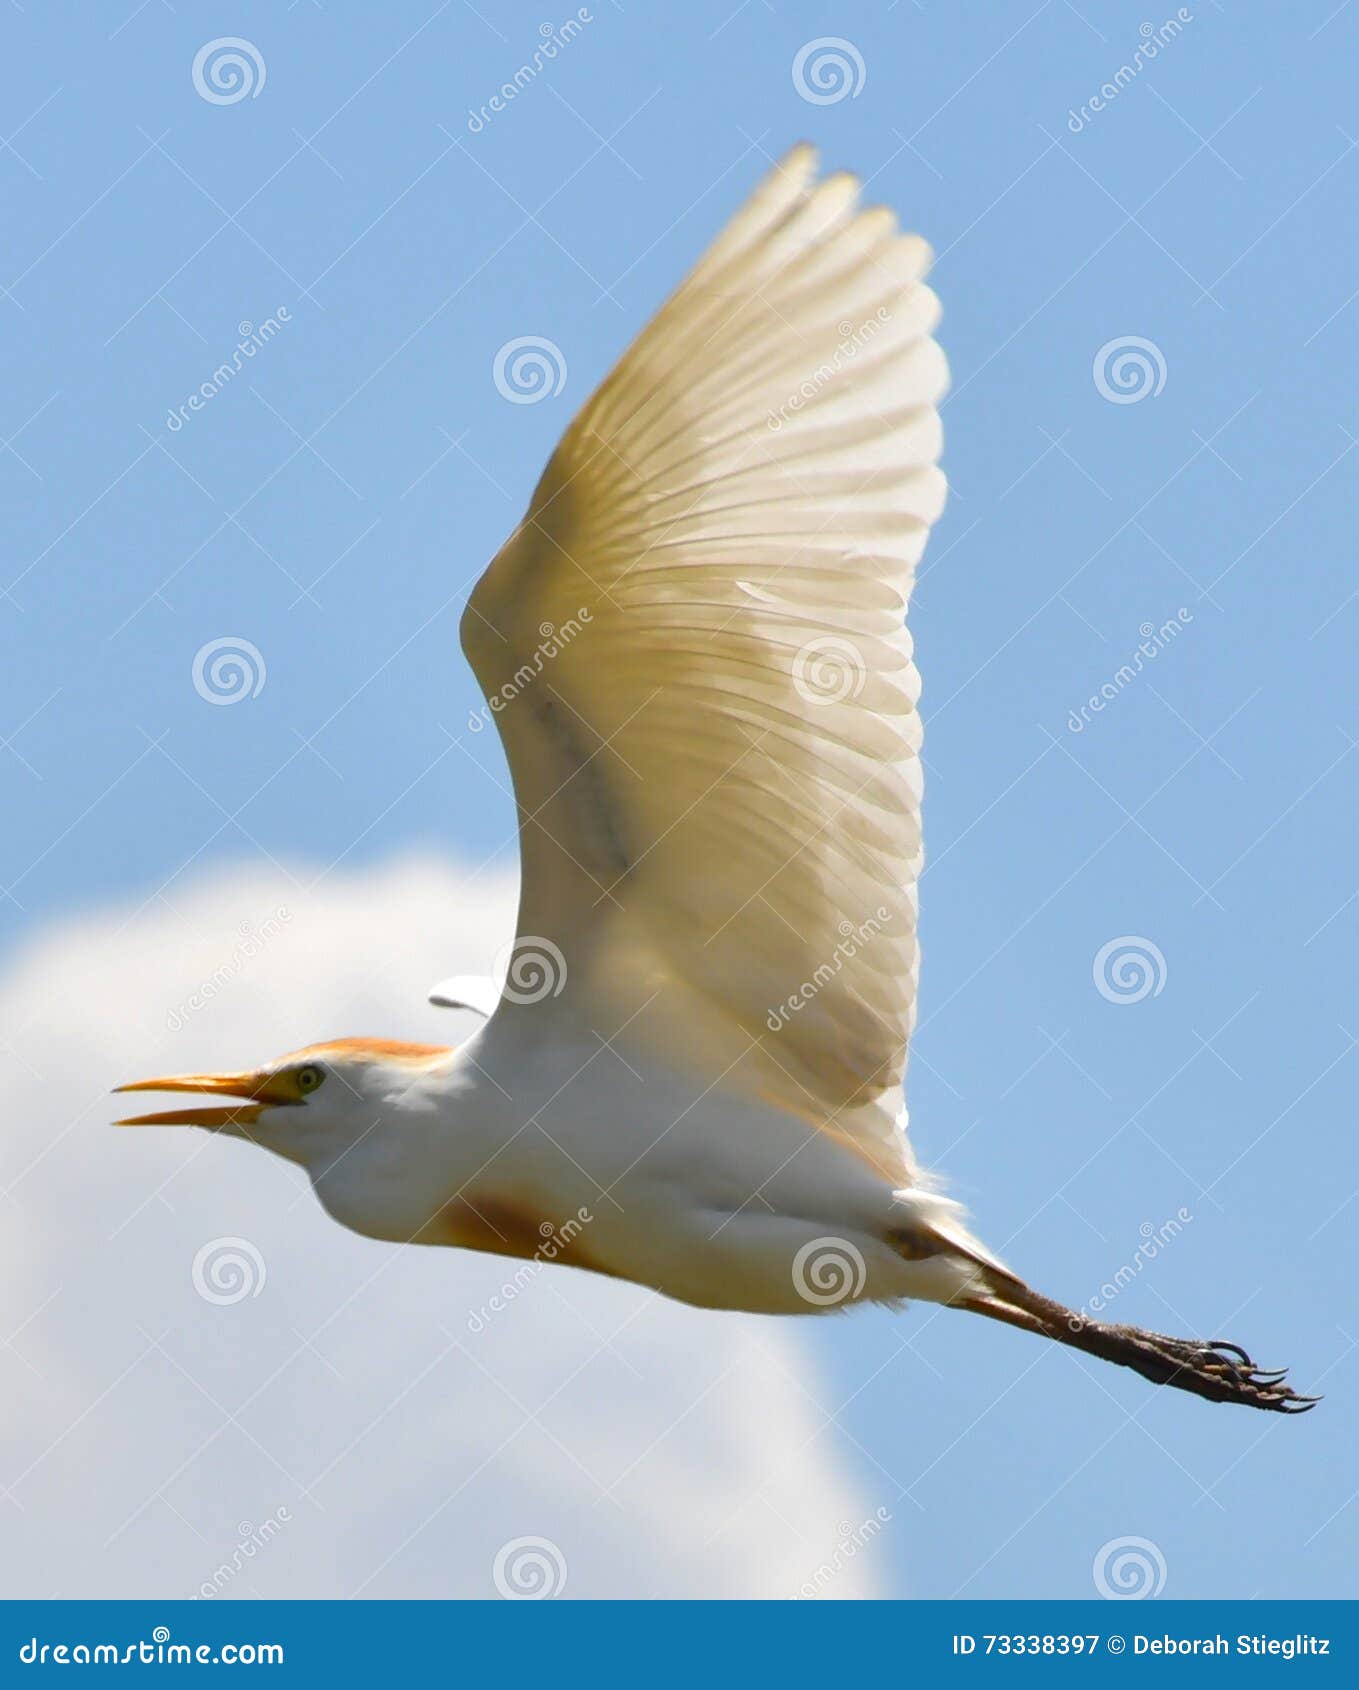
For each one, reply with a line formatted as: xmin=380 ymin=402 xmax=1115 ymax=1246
xmin=113 ymin=1069 xmax=296 ymax=1129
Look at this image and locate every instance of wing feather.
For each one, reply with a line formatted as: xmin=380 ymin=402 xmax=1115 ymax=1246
xmin=462 ymin=146 xmax=948 ymax=1184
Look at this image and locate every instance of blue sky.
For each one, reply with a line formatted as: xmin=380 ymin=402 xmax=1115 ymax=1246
xmin=2 ymin=0 xmax=1356 ymax=1599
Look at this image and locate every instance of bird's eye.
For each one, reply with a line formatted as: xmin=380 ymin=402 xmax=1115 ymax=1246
xmin=295 ymin=1064 xmax=325 ymax=1095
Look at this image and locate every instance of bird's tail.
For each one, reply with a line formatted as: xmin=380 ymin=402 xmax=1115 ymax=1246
xmin=954 ymin=1269 xmax=1317 ymax=1414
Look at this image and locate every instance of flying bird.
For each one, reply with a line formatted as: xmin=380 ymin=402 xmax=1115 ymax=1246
xmin=118 ymin=145 xmax=1312 ymax=1413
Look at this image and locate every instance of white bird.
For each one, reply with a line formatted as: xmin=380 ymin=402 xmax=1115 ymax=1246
xmin=118 ymin=145 xmax=1311 ymax=1413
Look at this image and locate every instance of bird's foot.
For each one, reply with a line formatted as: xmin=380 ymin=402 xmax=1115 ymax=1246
xmin=959 ymin=1280 xmax=1318 ymax=1414
xmin=1087 ymin=1321 xmax=1319 ymax=1413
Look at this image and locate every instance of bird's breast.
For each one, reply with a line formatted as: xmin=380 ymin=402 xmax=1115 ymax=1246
xmin=423 ymin=1192 xmax=612 ymax=1279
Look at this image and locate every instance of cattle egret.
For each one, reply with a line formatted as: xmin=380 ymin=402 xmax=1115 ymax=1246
xmin=118 ymin=146 xmax=1313 ymax=1413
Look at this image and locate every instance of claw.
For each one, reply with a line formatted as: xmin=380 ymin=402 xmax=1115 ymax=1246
xmin=963 ymin=1281 xmax=1317 ymax=1415
xmin=1104 ymin=1332 xmax=1317 ymax=1412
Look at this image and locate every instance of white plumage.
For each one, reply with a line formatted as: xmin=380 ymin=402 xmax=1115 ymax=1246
xmin=462 ymin=141 xmax=941 ymax=1196
xmin=117 ymin=147 xmax=1313 ymax=1412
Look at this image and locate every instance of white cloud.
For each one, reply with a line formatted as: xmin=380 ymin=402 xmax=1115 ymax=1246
xmin=0 ymin=857 xmax=886 ymax=1599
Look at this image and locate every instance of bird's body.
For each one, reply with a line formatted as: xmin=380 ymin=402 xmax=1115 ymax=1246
xmin=277 ymin=1024 xmax=982 ymax=1317
xmin=117 ymin=146 xmax=1313 ymax=1412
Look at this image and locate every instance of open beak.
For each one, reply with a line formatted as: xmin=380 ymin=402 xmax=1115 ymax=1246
xmin=113 ymin=1069 xmax=295 ymax=1129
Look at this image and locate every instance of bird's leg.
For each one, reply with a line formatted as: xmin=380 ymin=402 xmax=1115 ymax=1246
xmin=956 ymin=1278 xmax=1318 ymax=1414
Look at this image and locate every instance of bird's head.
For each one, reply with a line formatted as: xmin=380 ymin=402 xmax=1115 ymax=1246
xmin=114 ymin=1038 xmax=454 ymax=1166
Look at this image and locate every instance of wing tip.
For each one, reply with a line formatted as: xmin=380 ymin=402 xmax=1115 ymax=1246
xmin=770 ymin=148 xmax=938 ymax=283
xmin=780 ymin=140 xmax=819 ymax=176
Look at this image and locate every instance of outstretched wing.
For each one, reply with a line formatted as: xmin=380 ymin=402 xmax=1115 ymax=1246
xmin=462 ymin=145 xmax=947 ymax=1182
